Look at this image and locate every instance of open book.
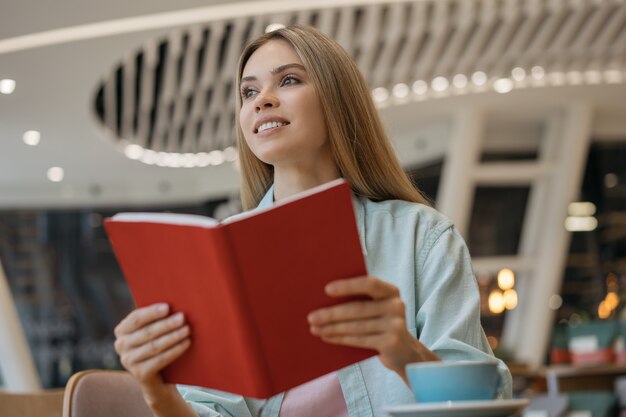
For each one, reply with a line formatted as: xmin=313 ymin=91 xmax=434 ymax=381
xmin=104 ymin=179 xmax=375 ymax=398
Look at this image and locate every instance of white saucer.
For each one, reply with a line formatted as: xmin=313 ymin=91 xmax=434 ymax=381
xmin=383 ymin=399 xmax=529 ymax=417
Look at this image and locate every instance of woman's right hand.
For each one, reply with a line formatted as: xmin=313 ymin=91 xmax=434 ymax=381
xmin=114 ymin=303 xmax=191 ymax=405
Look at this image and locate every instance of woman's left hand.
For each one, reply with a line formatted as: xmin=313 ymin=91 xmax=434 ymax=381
xmin=308 ymin=275 xmax=439 ymax=383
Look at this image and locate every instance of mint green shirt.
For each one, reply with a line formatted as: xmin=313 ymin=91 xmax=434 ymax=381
xmin=178 ymin=186 xmax=512 ymax=417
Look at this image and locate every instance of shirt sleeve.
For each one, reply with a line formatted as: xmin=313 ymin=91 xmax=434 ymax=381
xmin=415 ymin=226 xmax=513 ymax=399
xmin=177 ymin=385 xmax=273 ymax=417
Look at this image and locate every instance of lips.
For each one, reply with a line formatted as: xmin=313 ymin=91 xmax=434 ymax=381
xmin=254 ymin=117 xmax=290 ymax=134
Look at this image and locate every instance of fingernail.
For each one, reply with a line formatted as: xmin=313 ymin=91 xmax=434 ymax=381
xmin=325 ymin=284 xmax=337 ymax=294
xmin=307 ymin=312 xmax=318 ymax=323
xmin=174 ymin=312 xmax=184 ymax=321
xmin=157 ymin=303 xmax=169 ymax=313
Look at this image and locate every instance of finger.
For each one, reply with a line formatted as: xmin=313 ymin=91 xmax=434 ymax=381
xmin=121 ymin=312 xmax=186 ymax=351
xmin=319 ymin=333 xmax=385 ymax=351
xmin=115 ymin=303 xmax=169 ymax=336
xmin=311 ymin=316 xmax=390 ymax=337
xmin=326 ymin=276 xmax=399 ymax=300
xmin=125 ymin=325 xmax=191 ymax=366
xmin=308 ymin=297 xmax=404 ymax=325
xmin=132 ymin=339 xmax=191 ymax=383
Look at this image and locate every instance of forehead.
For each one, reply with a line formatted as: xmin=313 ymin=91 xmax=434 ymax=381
xmin=242 ymin=39 xmax=303 ymax=76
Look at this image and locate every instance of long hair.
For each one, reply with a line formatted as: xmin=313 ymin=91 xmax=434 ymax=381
xmin=235 ymin=24 xmax=430 ymax=210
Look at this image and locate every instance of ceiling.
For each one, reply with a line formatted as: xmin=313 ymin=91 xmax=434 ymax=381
xmin=1 ymin=0 xmax=625 ymax=209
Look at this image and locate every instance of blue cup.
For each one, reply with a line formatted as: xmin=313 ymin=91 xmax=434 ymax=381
xmin=406 ymin=361 xmax=500 ymax=403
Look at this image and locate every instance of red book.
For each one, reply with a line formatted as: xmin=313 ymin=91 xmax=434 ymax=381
xmin=104 ymin=179 xmax=375 ymax=398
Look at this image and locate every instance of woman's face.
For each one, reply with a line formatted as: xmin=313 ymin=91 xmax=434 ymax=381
xmin=239 ymin=40 xmax=330 ymax=168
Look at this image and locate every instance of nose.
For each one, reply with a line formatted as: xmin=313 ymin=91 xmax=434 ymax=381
xmin=255 ymin=91 xmax=279 ymax=112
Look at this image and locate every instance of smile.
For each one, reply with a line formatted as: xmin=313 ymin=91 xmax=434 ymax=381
xmin=256 ymin=121 xmax=289 ymax=133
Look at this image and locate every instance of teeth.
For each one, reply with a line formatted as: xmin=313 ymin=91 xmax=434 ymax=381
xmin=257 ymin=121 xmax=287 ymax=133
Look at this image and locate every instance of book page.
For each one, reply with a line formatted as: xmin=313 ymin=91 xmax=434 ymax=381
xmin=111 ymin=212 xmax=219 ymax=227
xmin=222 ymin=178 xmax=348 ymax=224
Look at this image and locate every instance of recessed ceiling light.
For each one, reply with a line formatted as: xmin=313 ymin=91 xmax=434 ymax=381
xmin=493 ymin=78 xmax=514 ymax=94
xmin=452 ymin=74 xmax=468 ymax=89
xmin=392 ymin=83 xmax=409 ymax=98
xmin=23 ymin=130 xmax=41 ymax=146
xmin=47 ymin=167 xmax=64 ymax=182
xmin=511 ymin=67 xmax=526 ymax=81
xmin=412 ymin=80 xmax=428 ymax=95
xmin=471 ymin=71 xmax=487 ymax=86
xmin=431 ymin=76 xmax=450 ymax=92
xmin=0 ymin=79 xmax=16 ymax=95
xmin=531 ymin=66 xmax=545 ymax=80
xmin=371 ymin=87 xmax=389 ymax=103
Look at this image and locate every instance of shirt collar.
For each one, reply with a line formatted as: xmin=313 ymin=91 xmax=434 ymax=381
xmin=257 ymin=184 xmax=275 ymax=209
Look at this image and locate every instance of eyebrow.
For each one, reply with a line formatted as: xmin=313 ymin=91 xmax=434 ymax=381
xmin=240 ymin=63 xmax=306 ymax=83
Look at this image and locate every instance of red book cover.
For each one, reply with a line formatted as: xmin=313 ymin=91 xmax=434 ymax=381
xmin=104 ymin=179 xmax=375 ymax=398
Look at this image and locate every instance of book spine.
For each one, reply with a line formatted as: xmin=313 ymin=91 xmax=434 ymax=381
xmin=213 ymin=226 xmax=272 ymax=397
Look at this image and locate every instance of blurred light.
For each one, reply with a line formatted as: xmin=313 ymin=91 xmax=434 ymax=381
xmin=503 ymin=289 xmax=518 ymax=310
xmin=197 ymin=152 xmax=211 ymax=167
xmin=471 ymin=71 xmax=487 ymax=86
xmin=604 ymin=69 xmax=623 ymax=84
xmin=124 ymin=144 xmax=144 ymax=160
xmin=488 ymin=290 xmax=505 ymax=314
xmin=568 ymin=201 xmax=596 ymax=216
xmin=565 ymin=216 xmax=598 ymax=232
xmin=567 ymin=71 xmax=583 ymax=85
xmin=224 ymin=146 xmax=238 ymax=162
xmin=47 ymin=166 xmax=64 ymax=182
xmin=0 ymin=79 xmax=16 ymax=94
xmin=605 ymin=292 xmax=620 ymax=311
xmin=452 ymin=74 xmax=468 ymax=89
xmin=209 ymin=150 xmax=225 ymax=166
xmin=493 ymin=78 xmax=514 ymax=94
xmin=598 ymin=301 xmax=610 ymax=319
xmin=141 ymin=149 xmax=157 ymax=165
xmin=372 ymin=87 xmax=389 ymax=103
xmin=412 ymin=80 xmax=428 ymax=95
xmin=23 ymin=130 xmax=40 ymax=146
xmin=182 ymin=153 xmax=196 ymax=168
xmin=531 ymin=66 xmax=545 ymax=80
xmin=584 ymin=70 xmax=602 ymax=84
xmin=605 ymin=173 xmax=619 ymax=188
xmin=392 ymin=83 xmax=410 ymax=98
xmin=497 ymin=268 xmax=515 ymax=290
xmin=166 ymin=153 xmax=180 ymax=168
xmin=265 ymin=23 xmax=285 ymax=33
xmin=511 ymin=67 xmax=526 ymax=81
xmin=431 ymin=76 xmax=450 ymax=92
xmin=548 ymin=294 xmax=563 ymax=310
xmin=156 ymin=152 xmax=168 ymax=167
xmin=487 ymin=336 xmax=498 ymax=350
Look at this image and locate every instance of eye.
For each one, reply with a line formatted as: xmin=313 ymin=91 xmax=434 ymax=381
xmin=240 ymin=87 xmax=257 ymax=100
xmin=281 ymin=74 xmax=300 ymax=86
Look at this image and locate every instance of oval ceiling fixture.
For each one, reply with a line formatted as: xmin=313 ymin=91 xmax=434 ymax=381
xmin=92 ymin=0 xmax=626 ymax=166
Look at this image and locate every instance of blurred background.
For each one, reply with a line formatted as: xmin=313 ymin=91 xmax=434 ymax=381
xmin=1 ymin=0 xmax=625 ymax=415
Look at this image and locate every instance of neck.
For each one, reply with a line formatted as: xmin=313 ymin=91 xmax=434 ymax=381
xmin=273 ymin=161 xmax=341 ymax=201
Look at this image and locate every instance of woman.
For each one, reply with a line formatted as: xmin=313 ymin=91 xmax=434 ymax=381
xmin=113 ymin=25 xmax=512 ymax=417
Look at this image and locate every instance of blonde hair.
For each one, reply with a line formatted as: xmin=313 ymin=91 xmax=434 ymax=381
xmin=235 ymin=24 xmax=430 ymax=210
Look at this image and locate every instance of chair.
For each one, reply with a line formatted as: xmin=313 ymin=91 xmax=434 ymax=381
xmin=62 ymin=370 xmax=153 ymax=417
xmin=0 ymin=388 xmax=64 ymax=417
